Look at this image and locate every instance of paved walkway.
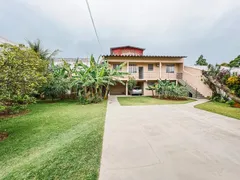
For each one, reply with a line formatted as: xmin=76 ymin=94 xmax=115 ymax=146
xmin=99 ymin=96 xmax=240 ymax=180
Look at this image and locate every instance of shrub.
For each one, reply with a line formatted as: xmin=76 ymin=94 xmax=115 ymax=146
xmin=227 ymin=100 xmax=235 ymax=107
xmin=211 ymin=94 xmax=221 ymax=102
xmin=0 ymin=105 xmax=6 ymax=113
xmin=128 ymin=77 xmax=137 ymax=91
xmin=41 ymin=75 xmax=69 ymax=101
xmin=227 ymin=76 xmax=239 ymax=86
xmin=0 ymin=95 xmax=35 ymax=115
xmin=154 ymin=80 xmax=188 ymax=100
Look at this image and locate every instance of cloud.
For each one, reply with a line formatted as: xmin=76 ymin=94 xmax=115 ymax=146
xmin=1 ymin=0 xmax=240 ymax=64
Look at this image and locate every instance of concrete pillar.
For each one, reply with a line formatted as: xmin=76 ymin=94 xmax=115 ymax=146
xmin=125 ymin=81 xmax=128 ymax=95
xmin=159 ymin=62 xmax=162 ymax=79
xmin=127 ymin=61 xmax=129 ymax=72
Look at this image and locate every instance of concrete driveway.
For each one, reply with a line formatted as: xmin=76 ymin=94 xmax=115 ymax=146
xmin=99 ymin=96 xmax=240 ymax=180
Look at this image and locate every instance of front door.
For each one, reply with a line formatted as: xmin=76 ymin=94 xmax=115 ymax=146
xmin=139 ymin=67 xmax=143 ymax=79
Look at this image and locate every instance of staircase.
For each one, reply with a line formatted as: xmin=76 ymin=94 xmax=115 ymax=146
xmin=178 ymin=79 xmax=205 ymax=99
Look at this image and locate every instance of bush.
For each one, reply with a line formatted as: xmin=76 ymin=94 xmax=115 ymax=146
xmin=211 ymin=94 xmax=228 ymax=103
xmin=154 ymin=80 xmax=188 ymax=100
xmin=128 ymin=77 xmax=137 ymax=91
xmin=0 ymin=95 xmax=35 ymax=115
xmin=227 ymin=100 xmax=235 ymax=107
xmin=0 ymin=105 xmax=6 ymax=113
xmin=41 ymin=75 xmax=69 ymax=101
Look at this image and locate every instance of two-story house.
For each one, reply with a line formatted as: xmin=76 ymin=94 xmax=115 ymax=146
xmin=103 ymin=46 xmax=187 ymax=96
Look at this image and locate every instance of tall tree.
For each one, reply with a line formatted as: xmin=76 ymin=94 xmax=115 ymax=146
xmin=26 ymin=39 xmax=60 ymax=61
xmin=229 ymin=55 xmax=240 ymax=67
xmin=195 ymin=55 xmax=208 ymax=66
xmin=0 ymin=43 xmax=48 ymax=114
xmin=202 ymin=64 xmax=240 ymax=103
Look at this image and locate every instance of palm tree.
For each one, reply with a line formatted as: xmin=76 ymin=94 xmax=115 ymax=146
xmin=26 ymin=39 xmax=60 ymax=61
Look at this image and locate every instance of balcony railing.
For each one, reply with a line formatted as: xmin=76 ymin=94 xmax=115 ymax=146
xmin=176 ymin=73 xmax=183 ymax=79
xmin=118 ymin=72 xmax=183 ymax=80
xmin=129 ymin=72 xmax=159 ymax=79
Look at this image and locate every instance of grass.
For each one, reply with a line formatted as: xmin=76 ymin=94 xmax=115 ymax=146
xmin=195 ymin=101 xmax=240 ymax=120
xmin=117 ymin=96 xmax=195 ymax=106
xmin=0 ymin=101 xmax=107 ymax=180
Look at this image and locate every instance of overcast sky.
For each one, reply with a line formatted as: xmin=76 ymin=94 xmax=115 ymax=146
xmin=1 ymin=0 xmax=240 ymax=65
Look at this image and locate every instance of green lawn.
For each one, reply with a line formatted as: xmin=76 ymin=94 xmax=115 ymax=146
xmin=118 ymin=96 xmax=195 ymax=106
xmin=0 ymin=101 xmax=107 ymax=180
xmin=195 ymin=101 xmax=240 ymax=120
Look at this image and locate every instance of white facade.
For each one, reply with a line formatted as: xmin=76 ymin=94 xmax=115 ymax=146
xmin=54 ymin=58 xmax=90 ymax=67
xmin=0 ymin=36 xmax=16 ymax=45
xmin=188 ymin=65 xmax=240 ymax=75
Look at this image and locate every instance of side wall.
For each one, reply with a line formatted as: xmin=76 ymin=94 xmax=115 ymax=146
xmin=183 ymin=66 xmax=212 ymax=97
xmin=143 ymin=82 xmax=153 ymax=96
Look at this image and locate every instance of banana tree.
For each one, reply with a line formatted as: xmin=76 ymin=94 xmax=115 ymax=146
xmin=146 ymin=84 xmax=156 ymax=97
xmin=102 ymin=61 xmax=128 ymax=99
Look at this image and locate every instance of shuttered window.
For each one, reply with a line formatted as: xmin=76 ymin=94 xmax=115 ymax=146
xmin=166 ymin=64 xmax=175 ymax=73
xmin=148 ymin=64 xmax=153 ymax=71
xmin=113 ymin=64 xmax=121 ymax=70
xmin=129 ymin=64 xmax=137 ymax=73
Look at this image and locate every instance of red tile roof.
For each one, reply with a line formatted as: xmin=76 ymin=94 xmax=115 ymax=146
xmin=110 ymin=46 xmax=145 ymax=51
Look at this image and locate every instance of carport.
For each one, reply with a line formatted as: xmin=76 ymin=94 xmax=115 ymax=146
xmin=109 ymin=82 xmax=126 ymax=95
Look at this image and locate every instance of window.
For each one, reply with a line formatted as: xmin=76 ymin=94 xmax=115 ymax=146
xmin=166 ymin=64 xmax=175 ymax=73
xmin=148 ymin=64 xmax=153 ymax=71
xmin=113 ymin=64 xmax=121 ymax=70
xmin=129 ymin=64 xmax=137 ymax=73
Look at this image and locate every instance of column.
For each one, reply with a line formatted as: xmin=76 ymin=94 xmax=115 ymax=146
xmin=159 ymin=62 xmax=162 ymax=79
xmin=125 ymin=81 xmax=128 ymax=96
xmin=127 ymin=61 xmax=129 ymax=72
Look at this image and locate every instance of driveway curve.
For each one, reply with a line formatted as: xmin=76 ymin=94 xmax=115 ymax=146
xmin=99 ymin=96 xmax=240 ymax=180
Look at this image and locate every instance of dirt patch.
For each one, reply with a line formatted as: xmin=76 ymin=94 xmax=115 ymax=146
xmin=0 ymin=110 xmax=29 ymax=119
xmin=0 ymin=132 xmax=8 ymax=142
xmin=233 ymin=102 xmax=240 ymax=108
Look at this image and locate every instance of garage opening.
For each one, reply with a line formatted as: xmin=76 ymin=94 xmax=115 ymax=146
xmin=110 ymin=83 xmax=126 ymax=95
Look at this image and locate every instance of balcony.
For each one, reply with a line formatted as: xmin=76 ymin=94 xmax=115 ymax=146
xmin=117 ymin=72 xmax=183 ymax=81
xmin=129 ymin=72 xmax=159 ymax=80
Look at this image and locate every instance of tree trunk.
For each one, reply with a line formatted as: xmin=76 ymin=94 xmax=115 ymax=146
xmin=151 ymin=90 xmax=155 ymax=97
xmin=84 ymin=87 xmax=87 ymax=99
xmin=104 ymin=85 xmax=109 ymax=99
xmin=207 ymin=76 xmax=240 ymax=103
xmin=90 ymin=87 xmax=94 ymax=98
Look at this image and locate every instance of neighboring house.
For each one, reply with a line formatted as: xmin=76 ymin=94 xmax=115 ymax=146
xmin=103 ymin=46 xmax=187 ymax=96
xmin=54 ymin=58 xmax=90 ymax=67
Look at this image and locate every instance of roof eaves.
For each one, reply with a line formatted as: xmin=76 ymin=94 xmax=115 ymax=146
xmin=103 ymin=55 xmax=187 ymax=58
